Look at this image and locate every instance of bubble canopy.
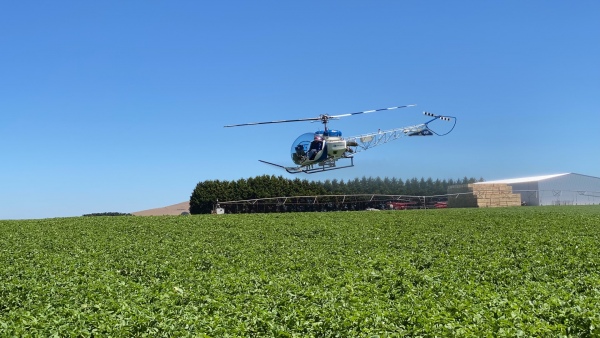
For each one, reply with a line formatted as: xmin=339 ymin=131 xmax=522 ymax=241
xmin=290 ymin=133 xmax=315 ymax=165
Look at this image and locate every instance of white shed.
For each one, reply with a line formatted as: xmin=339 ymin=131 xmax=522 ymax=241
xmin=475 ymin=173 xmax=600 ymax=206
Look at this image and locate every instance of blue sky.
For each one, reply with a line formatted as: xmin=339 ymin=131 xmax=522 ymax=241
xmin=1 ymin=1 xmax=599 ymax=219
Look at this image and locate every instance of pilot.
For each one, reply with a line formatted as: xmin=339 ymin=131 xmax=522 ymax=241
xmin=307 ymin=135 xmax=323 ymax=160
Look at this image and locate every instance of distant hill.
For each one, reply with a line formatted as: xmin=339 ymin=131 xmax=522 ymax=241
xmin=132 ymin=201 xmax=189 ymax=216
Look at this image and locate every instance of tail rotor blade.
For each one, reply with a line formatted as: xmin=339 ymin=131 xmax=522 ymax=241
xmin=423 ymin=111 xmax=453 ymax=121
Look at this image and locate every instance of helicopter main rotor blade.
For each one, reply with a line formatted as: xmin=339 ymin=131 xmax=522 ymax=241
xmin=224 ymin=117 xmax=320 ymax=128
xmin=330 ymin=104 xmax=416 ymax=119
xmin=224 ymin=104 xmax=416 ymax=128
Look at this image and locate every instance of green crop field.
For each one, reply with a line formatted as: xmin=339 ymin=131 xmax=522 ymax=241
xmin=2 ymin=206 xmax=600 ymax=337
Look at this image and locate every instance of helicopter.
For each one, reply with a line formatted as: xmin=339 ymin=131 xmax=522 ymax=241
xmin=224 ymin=104 xmax=456 ymax=174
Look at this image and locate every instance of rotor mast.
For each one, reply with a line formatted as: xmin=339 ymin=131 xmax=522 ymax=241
xmin=318 ymin=114 xmax=333 ymax=132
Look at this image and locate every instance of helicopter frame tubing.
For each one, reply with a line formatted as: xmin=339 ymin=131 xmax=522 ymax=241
xmin=346 ymin=113 xmax=457 ymax=153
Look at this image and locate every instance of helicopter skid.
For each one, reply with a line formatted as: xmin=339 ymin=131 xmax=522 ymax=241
xmin=259 ymin=157 xmax=354 ymax=174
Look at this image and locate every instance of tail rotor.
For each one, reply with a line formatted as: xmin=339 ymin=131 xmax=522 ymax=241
xmin=422 ymin=111 xmax=457 ymax=136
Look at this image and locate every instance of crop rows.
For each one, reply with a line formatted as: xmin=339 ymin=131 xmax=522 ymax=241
xmin=1 ymin=206 xmax=600 ymax=336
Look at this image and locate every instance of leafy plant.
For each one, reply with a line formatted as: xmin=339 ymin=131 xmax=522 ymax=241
xmin=1 ymin=206 xmax=599 ymax=336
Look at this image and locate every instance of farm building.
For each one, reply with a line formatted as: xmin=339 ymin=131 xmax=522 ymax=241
xmin=474 ymin=173 xmax=600 ymax=206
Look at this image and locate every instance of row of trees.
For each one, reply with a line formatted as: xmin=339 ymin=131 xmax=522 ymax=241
xmin=190 ymin=175 xmax=482 ymax=214
xmin=83 ymin=212 xmax=133 ymax=217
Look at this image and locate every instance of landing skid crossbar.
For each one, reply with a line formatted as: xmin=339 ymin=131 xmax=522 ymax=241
xmin=259 ymin=157 xmax=354 ymax=174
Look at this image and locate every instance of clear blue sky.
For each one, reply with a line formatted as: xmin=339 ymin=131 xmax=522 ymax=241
xmin=2 ymin=1 xmax=599 ymax=219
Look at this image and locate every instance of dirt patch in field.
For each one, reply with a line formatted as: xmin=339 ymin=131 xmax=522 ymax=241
xmin=132 ymin=201 xmax=189 ymax=216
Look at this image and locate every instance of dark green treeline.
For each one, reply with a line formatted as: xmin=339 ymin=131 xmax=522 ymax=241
xmin=190 ymin=175 xmax=481 ymax=214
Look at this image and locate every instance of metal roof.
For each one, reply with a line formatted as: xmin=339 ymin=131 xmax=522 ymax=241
xmin=475 ymin=173 xmax=571 ymax=185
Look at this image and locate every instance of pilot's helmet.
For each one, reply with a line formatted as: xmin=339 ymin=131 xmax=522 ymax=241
xmin=314 ymin=135 xmax=323 ymax=141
